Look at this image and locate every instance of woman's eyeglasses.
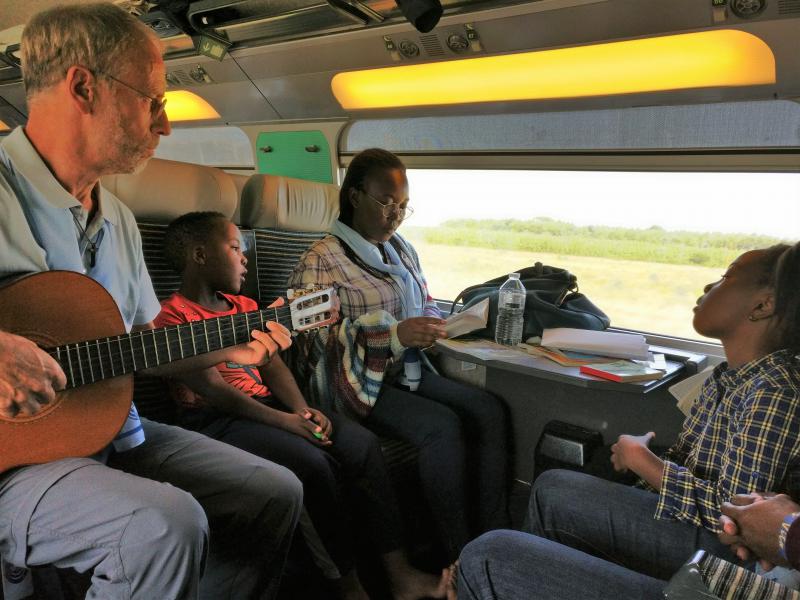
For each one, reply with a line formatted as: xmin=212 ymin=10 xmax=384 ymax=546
xmin=360 ymin=189 xmax=414 ymax=220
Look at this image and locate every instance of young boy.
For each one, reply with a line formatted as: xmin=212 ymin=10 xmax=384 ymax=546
xmin=155 ymin=211 xmax=448 ymax=600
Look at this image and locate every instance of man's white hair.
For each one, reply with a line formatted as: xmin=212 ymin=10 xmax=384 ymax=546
xmin=21 ymin=2 xmax=159 ymax=99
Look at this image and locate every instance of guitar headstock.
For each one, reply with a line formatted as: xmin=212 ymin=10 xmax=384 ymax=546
xmin=287 ymin=287 xmax=338 ymax=332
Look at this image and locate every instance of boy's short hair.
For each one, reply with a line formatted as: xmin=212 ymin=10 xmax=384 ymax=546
xmin=164 ymin=211 xmax=228 ymax=273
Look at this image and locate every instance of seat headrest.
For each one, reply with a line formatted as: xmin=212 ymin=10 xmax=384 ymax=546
xmin=101 ymin=158 xmax=238 ymax=221
xmin=229 ymin=172 xmax=250 ymax=225
xmin=240 ymin=174 xmax=339 ymax=232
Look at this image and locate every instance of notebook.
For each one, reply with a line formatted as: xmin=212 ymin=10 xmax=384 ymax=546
xmin=579 ymin=360 xmax=665 ymax=383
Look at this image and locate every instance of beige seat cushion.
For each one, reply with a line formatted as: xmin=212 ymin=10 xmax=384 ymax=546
xmin=102 ymin=158 xmax=238 ymax=221
xmin=240 ymin=174 xmax=339 ymax=232
xmin=229 ymin=172 xmax=251 ymax=225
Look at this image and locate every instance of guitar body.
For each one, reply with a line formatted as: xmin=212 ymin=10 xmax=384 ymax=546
xmin=0 ymin=271 xmax=132 ymax=472
xmin=0 ymin=271 xmax=335 ymax=473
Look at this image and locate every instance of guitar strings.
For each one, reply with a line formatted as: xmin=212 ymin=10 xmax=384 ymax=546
xmin=49 ymin=300 xmax=329 ymax=389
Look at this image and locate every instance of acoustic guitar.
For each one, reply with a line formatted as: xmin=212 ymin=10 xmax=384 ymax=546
xmin=0 ymin=270 xmax=335 ymax=473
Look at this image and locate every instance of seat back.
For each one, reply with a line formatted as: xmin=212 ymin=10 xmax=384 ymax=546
xmin=229 ymin=171 xmax=251 ymax=225
xmin=239 ymin=173 xmax=339 ymax=303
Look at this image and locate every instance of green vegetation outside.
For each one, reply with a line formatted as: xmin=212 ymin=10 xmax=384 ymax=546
xmin=401 ymin=220 xmax=788 ymax=341
xmin=404 ymin=218 xmax=786 ymax=268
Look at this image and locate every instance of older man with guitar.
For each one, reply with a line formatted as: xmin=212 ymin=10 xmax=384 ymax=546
xmin=0 ymin=4 xmax=307 ymax=599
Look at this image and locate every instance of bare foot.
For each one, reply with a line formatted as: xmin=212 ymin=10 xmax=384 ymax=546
xmin=391 ymin=567 xmax=449 ymax=600
xmin=446 ymin=562 xmax=458 ymax=600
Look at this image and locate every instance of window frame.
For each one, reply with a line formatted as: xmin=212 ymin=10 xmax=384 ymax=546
xmin=337 ymin=149 xmax=799 ymax=351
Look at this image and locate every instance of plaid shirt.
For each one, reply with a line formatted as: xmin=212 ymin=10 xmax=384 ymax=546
xmin=286 ymin=233 xmax=439 ymax=418
xmin=652 ymin=349 xmax=800 ymax=532
xmin=288 ymin=234 xmax=442 ymax=322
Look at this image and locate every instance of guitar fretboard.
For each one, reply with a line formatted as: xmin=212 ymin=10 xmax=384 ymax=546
xmin=49 ymin=306 xmax=292 ymax=389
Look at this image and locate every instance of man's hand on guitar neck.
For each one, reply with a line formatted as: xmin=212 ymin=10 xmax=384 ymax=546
xmin=0 ymin=331 xmax=67 ymax=419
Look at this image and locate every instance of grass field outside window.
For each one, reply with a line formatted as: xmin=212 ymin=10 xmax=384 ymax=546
xmin=402 ymin=169 xmax=799 ymax=342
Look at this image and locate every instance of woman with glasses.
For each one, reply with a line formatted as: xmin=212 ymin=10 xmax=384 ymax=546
xmin=289 ymin=148 xmax=511 ymax=567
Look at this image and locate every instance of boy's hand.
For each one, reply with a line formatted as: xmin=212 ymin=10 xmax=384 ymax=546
xmin=610 ymin=431 xmax=655 ymax=473
xmin=230 ymin=321 xmax=292 ymax=366
xmin=300 ymin=407 xmax=333 ymax=439
xmin=719 ymin=493 xmax=799 ymax=569
xmin=281 ymin=412 xmax=332 ymax=447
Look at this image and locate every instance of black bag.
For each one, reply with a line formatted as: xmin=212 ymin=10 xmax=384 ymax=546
xmin=450 ymin=262 xmax=610 ymax=341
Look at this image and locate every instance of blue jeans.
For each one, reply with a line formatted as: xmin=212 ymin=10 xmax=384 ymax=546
xmin=527 ymin=469 xmax=736 ymax=580
xmin=457 ymin=530 xmax=666 ymax=600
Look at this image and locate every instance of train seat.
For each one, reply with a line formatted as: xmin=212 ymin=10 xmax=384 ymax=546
xmin=239 ymin=173 xmax=338 ymax=304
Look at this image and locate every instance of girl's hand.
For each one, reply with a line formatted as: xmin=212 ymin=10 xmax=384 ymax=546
xmin=610 ymin=431 xmax=655 ymax=473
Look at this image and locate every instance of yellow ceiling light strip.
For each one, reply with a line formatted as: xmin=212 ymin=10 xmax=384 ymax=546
xmin=331 ymin=29 xmax=775 ymax=110
xmin=164 ymin=90 xmax=220 ymax=121
xmin=0 ymin=119 xmax=9 ymax=132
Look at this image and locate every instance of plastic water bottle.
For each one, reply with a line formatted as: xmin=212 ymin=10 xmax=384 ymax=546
xmin=494 ymin=273 xmax=526 ymax=346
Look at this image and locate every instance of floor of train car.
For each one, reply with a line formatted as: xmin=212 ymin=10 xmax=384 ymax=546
xmin=20 ymin=433 xmax=652 ymax=599
xmin=21 ymin=480 xmax=532 ymax=600
xmin=22 ymin=435 xmax=651 ymax=599
xmin=279 ymin=479 xmax=533 ymax=600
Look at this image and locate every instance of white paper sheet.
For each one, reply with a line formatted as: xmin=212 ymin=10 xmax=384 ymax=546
xmin=541 ymin=327 xmax=651 ymax=361
xmin=445 ymin=298 xmax=490 ymax=338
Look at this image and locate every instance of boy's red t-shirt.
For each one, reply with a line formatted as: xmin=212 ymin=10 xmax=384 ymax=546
xmin=155 ymin=292 xmax=271 ymax=408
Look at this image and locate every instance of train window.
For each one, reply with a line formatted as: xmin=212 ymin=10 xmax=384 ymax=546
xmin=402 ymin=169 xmax=800 ymax=342
xmin=154 ymin=126 xmax=254 ymax=167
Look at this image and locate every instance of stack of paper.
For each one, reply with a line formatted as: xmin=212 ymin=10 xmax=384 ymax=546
xmin=519 ymin=344 xmax=618 ymax=367
xmin=445 ymin=298 xmax=490 ymax=338
xmin=541 ymin=328 xmax=651 ymax=361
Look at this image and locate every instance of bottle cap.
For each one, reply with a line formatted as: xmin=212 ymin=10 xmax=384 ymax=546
xmin=510 ymin=273 xmax=520 ymax=278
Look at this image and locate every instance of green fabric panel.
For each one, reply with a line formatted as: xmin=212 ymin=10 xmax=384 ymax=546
xmin=256 ymin=131 xmax=333 ymax=183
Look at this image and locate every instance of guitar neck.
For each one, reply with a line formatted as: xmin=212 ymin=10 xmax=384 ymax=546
xmin=50 ymin=305 xmax=294 ymax=390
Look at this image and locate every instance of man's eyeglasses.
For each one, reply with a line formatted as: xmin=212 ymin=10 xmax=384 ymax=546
xmin=360 ymin=189 xmax=414 ymax=220
xmin=100 ymin=72 xmax=167 ymax=120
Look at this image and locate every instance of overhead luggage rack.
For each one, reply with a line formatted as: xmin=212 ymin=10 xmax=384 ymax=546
xmin=142 ymin=0 xmax=528 ymax=52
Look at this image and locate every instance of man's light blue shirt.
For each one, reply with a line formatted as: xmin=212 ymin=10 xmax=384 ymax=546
xmin=0 ymin=127 xmax=161 ymax=450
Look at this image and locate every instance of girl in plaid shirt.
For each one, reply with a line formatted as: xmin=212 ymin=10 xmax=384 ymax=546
xmin=524 ymin=242 xmax=800 ymax=582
